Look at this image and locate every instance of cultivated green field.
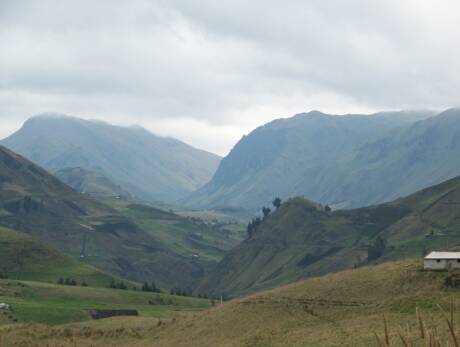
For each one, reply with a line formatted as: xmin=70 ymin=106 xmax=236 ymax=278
xmin=0 ymin=278 xmax=210 ymax=326
xmin=0 ymin=226 xmax=211 ymax=330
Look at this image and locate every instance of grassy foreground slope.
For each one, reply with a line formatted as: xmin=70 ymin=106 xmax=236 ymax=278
xmin=3 ymin=260 xmax=460 ymax=346
xmin=197 ymin=173 xmax=460 ymax=297
xmin=0 ymin=227 xmax=121 ymax=287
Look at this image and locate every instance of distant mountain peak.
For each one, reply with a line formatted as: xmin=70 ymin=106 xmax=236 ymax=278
xmin=305 ymin=110 xmax=327 ymax=116
xmin=29 ymin=112 xmax=80 ymax=121
xmin=32 ymin=112 xmax=69 ymax=118
xmin=2 ymin=114 xmax=221 ymax=204
xmin=27 ymin=113 xmax=112 ymax=127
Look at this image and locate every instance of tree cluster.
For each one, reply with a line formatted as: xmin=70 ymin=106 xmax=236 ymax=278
xmin=142 ymin=281 xmax=161 ymax=293
xmin=367 ymin=236 xmax=386 ymax=262
xmin=246 ymin=217 xmax=262 ymax=237
xmin=57 ymin=278 xmax=88 ymax=286
xmin=246 ymin=198 xmax=283 ymax=238
xmin=272 ymin=197 xmax=282 ymax=209
xmin=262 ymin=206 xmax=271 ymax=218
xmin=109 ymin=280 xmax=129 ymax=290
xmin=169 ymin=288 xmax=189 ymax=296
xmin=148 ymin=294 xmax=174 ymax=305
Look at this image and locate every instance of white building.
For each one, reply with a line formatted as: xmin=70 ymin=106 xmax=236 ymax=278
xmin=424 ymin=251 xmax=460 ymax=271
xmin=0 ymin=303 xmax=9 ymax=310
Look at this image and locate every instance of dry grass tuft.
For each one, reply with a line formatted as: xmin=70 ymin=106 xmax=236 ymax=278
xmin=376 ymin=302 xmax=460 ymax=346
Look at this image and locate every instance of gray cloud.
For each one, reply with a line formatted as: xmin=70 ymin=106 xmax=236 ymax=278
xmin=1 ymin=0 xmax=459 ymax=155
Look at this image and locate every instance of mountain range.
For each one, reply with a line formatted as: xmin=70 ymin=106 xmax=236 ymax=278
xmin=185 ymin=109 xmax=460 ymax=210
xmin=4 ymin=108 xmax=460 ymax=296
xmin=7 ymin=109 xmax=460 ymax=214
xmin=1 ymin=114 xmax=221 ymax=204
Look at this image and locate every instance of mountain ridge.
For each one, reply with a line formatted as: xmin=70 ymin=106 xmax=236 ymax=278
xmin=1 ymin=114 xmax=221 ymax=204
xmin=184 ymin=109 xmax=459 ymax=210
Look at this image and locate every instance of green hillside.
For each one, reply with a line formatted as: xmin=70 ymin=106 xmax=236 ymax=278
xmin=1 ymin=114 xmax=221 ymax=203
xmin=3 ymin=260 xmax=460 ymax=346
xmin=107 ymin=200 xmax=245 ymax=265
xmin=196 ymin=173 xmax=460 ymax=297
xmin=0 ymin=227 xmax=122 ymax=287
xmin=0 ymin=145 xmax=241 ymax=291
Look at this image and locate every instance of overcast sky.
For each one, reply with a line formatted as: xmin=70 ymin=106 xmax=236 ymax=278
xmin=1 ymin=1 xmax=459 ymax=155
